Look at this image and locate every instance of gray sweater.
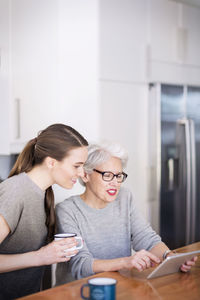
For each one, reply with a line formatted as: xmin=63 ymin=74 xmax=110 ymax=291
xmin=55 ymin=187 xmax=161 ymax=285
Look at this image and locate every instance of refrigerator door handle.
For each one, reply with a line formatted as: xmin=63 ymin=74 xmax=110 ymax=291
xmin=168 ymin=158 xmax=174 ymax=191
xmin=189 ymin=120 xmax=196 ymax=243
xmin=177 ymin=119 xmax=191 ymax=244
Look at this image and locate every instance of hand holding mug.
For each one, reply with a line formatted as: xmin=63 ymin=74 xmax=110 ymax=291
xmin=54 ymin=233 xmax=83 ymax=257
xmin=36 ymin=236 xmax=77 ymax=265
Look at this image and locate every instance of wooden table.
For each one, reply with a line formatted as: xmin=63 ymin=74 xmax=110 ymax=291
xmin=19 ymin=242 xmax=200 ymax=300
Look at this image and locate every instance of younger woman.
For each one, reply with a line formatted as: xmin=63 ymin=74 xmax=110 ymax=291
xmin=0 ymin=123 xmax=88 ymax=299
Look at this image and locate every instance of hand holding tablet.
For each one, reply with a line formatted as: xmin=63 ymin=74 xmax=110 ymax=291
xmin=147 ymin=250 xmax=200 ymax=279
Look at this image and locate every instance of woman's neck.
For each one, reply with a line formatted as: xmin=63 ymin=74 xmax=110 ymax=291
xmin=80 ymin=190 xmax=108 ymax=209
xmin=26 ymin=165 xmax=53 ymax=191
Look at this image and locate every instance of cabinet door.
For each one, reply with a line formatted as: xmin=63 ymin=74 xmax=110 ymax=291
xmin=149 ymin=0 xmax=200 ymax=85
xmin=150 ymin=0 xmax=178 ymax=63
xmin=182 ymin=5 xmax=200 ymax=66
xmin=11 ymin=0 xmax=58 ymax=145
xmin=11 ymin=0 xmax=99 ymax=148
xmin=100 ymin=0 xmax=147 ymax=82
xmin=0 ymin=0 xmax=11 ymax=154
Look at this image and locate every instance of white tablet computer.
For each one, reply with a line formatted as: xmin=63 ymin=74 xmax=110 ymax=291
xmin=147 ymin=250 xmax=200 ymax=279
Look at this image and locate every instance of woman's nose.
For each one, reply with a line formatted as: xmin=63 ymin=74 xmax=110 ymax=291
xmin=109 ymin=176 xmax=120 ymax=185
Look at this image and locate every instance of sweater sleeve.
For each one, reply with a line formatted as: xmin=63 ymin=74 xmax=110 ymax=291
xmin=55 ymin=201 xmax=95 ymax=280
xmin=128 ymin=191 xmax=161 ymax=251
xmin=0 ymin=183 xmax=24 ymax=234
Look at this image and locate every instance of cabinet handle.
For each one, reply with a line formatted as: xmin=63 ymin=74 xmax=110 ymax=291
xmin=15 ymin=98 xmax=21 ymax=139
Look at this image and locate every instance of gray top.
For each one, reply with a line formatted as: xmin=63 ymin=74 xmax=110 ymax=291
xmin=55 ymin=187 xmax=161 ymax=285
xmin=0 ymin=172 xmax=47 ymax=299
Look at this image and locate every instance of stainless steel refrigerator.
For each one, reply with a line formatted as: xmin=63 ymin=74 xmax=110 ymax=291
xmin=149 ymin=83 xmax=200 ymax=249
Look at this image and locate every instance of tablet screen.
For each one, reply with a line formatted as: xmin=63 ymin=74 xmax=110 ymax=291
xmin=147 ymin=250 xmax=200 ymax=279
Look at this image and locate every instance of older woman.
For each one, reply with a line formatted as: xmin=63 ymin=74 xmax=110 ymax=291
xmin=55 ymin=142 xmax=197 ymax=284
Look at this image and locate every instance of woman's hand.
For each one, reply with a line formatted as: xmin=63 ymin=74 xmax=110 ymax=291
xmin=36 ymin=237 xmax=78 ymax=266
xmin=165 ymin=250 xmax=198 ymax=273
xmin=123 ymin=249 xmax=160 ymax=272
xmin=180 ymin=256 xmax=198 ymax=272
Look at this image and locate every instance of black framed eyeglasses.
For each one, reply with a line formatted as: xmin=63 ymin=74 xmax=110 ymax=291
xmin=93 ymin=169 xmax=128 ymax=183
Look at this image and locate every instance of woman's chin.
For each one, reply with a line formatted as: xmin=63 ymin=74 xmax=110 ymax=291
xmin=61 ymin=182 xmax=75 ymax=189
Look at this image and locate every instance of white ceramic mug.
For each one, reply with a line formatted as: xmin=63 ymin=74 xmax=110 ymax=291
xmin=54 ymin=233 xmax=83 ymax=257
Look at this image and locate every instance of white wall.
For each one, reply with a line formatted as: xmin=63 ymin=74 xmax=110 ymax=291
xmin=56 ymin=0 xmax=99 ymax=141
xmin=100 ymin=81 xmax=149 ymax=217
xmin=53 ymin=0 xmax=99 ymax=202
xmin=99 ymin=0 xmax=150 ymax=219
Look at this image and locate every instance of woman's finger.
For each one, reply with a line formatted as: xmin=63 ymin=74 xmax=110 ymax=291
xmin=135 ymin=250 xmax=160 ymax=264
xmin=63 ymin=249 xmax=78 ymax=257
xmin=137 ymin=259 xmax=147 ymax=270
xmin=142 ymin=256 xmax=151 ymax=268
xmin=190 ymin=256 xmax=198 ymax=263
xmin=184 ymin=260 xmax=196 ymax=266
xmin=59 ymin=256 xmax=71 ymax=263
xmin=180 ymin=264 xmax=191 ymax=272
xmin=133 ymin=262 xmax=144 ymax=272
xmin=147 ymin=252 xmax=160 ymax=264
xmin=59 ymin=243 xmax=77 ymax=251
xmin=55 ymin=237 xmax=76 ymax=246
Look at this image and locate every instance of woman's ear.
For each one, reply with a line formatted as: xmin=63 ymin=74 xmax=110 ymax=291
xmin=81 ymin=172 xmax=90 ymax=183
xmin=44 ymin=156 xmax=56 ymax=169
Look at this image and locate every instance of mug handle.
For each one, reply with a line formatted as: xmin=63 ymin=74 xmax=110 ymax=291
xmin=80 ymin=283 xmax=89 ymax=299
xmin=75 ymin=236 xmax=83 ymax=249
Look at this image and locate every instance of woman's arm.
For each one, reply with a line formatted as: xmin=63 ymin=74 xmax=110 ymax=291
xmin=93 ymin=243 xmax=197 ymax=274
xmin=0 ymin=214 xmax=10 ymax=243
xmin=93 ymin=249 xmax=161 ymax=273
xmin=149 ymin=241 xmax=169 ymax=261
xmin=0 ymin=214 xmax=77 ymax=273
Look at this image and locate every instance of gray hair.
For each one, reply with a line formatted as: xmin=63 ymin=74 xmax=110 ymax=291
xmin=79 ymin=142 xmax=128 ymax=186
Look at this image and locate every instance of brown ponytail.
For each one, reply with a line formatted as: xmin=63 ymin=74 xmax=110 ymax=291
xmin=9 ymin=124 xmax=88 ymax=242
xmin=9 ymin=138 xmax=36 ymax=177
xmin=45 ymin=187 xmax=56 ymax=242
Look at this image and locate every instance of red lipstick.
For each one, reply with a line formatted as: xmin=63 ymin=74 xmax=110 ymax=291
xmin=107 ymin=189 xmax=117 ymax=196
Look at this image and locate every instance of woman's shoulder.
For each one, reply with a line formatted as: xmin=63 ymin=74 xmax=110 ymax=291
xmin=116 ymin=187 xmax=135 ymax=209
xmin=0 ymin=173 xmax=25 ymax=193
xmin=118 ymin=187 xmax=133 ymax=199
xmin=56 ymin=195 xmax=81 ymax=210
xmin=0 ymin=174 xmax=27 ymax=208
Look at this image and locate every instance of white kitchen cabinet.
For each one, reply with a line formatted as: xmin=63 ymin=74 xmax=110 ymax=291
xmin=0 ymin=0 xmax=59 ymax=154
xmin=182 ymin=4 xmax=200 ymax=66
xmin=11 ymin=0 xmax=59 ymax=145
xmin=149 ymin=0 xmax=179 ymax=63
xmin=99 ymin=0 xmax=147 ymax=82
xmin=149 ymin=0 xmax=200 ymax=85
xmin=0 ymin=0 xmax=11 ymax=154
xmin=150 ymin=0 xmax=200 ymax=66
xmin=0 ymin=0 xmax=99 ymax=155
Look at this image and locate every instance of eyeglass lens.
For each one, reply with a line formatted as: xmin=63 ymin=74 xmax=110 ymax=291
xmin=103 ymin=172 xmax=126 ymax=182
